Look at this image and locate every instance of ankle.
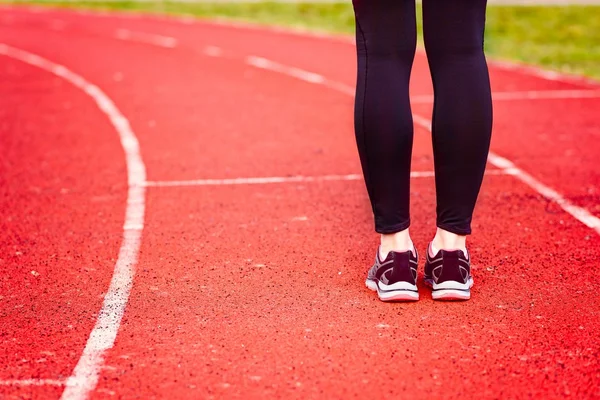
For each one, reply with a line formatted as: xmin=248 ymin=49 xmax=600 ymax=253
xmin=380 ymin=229 xmax=414 ymax=259
xmin=431 ymin=228 xmax=467 ymax=255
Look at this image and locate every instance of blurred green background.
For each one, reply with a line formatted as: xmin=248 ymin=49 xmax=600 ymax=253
xmin=4 ymin=1 xmax=600 ymax=79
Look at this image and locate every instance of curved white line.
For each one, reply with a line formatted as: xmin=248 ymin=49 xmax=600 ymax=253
xmin=0 ymin=44 xmax=147 ymax=399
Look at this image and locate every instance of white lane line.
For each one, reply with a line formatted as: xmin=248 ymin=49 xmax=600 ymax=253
xmin=0 ymin=379 xmax=66 ymax=386
xmin=247 ymin=55 xmax=325 ymax=84
xmin=246 ymin=56 xmax=600 ymax=102
xmin=145 ymin=170 xmax=509 ymax=188
xmin=411 ymin=89 xmax=600 ymax=104
xmin=147 ymin=174 xmax=361 ymax=187
xmin=246 ymin=56 xmax=354 ymax=95
xmin=487 ymin=153 xmax=600 ymax=233
xmin=203 ymin=45 xmax=223 ymax=57
xmin=246 ymin=55 xmax=600 ymax=235
xmin=114 ymin=28 xmax=178 ymax=49
xmin=0 ymin=44 xmax=147 ymax=400
xmin=414 ymin=114 xmax=600 ymax=237
xmin=491 ymin=89 xmax=600 ymax=101
xmin=491 ymin=59 xmax=578 ymax=84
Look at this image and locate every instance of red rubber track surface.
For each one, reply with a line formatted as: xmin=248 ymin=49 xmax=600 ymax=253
xmin=1 ymin=7 xmax=599 ymax=399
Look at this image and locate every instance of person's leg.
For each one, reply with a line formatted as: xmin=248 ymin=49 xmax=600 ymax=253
xmin=423 ymin=0 xmax=493 ymax=253
xmin=352 ymin=0 xmax=417 ymax=258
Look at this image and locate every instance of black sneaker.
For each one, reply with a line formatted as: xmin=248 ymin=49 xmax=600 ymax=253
xmin=424 ymin=243 xmax=474 ymax=300
xmin=365 ymin=247 xmax=419 ymax=302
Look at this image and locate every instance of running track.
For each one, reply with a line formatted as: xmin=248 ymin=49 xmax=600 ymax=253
xmin=1 ymin=6 xmax=599 ymax=399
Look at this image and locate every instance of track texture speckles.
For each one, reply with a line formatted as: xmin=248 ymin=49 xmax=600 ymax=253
xmin=1 ymin=7 xmax=599 ymax=400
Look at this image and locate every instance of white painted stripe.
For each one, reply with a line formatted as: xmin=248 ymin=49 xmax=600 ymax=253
xmin=147 ymin=174 xmax=362 ymax=187
xmin=488 ymin=153 xmax=600 ymax=234
xmin=247 ymin=55 xmax=600 ymax=235
xmin=411 ymin=89 xmax=600 ymax=104
xmin=247 ymin=55 xmax=355 ymax=96
xmin=145 ymin=170 xmax=508 ymax=188
xmin=491 ymin=89 xmax=600 ymax=101
xmin=0 ymin=44 xmax=147 ymax=400
xmin=411 ymin=120 xmax=600 ymax=236
xmin=246 ymin=56 xmax=600 ymax=102
xmin=203 ymin=45 xmax=223 ymax=57
xmin=0 ymin=379 xmax=65 ymax=386
xmin=491 ymin=59 xmax=569 ymax=82
xmin=247 ymin=56 xmax=326 ymax=85
xmin=114 ymin=28 xmax=177 ymax=49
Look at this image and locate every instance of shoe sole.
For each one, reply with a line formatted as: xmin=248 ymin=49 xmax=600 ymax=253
xmin=365 ymin=279 xmax=419 ymax=302
xmin=424 ymin=278 xmax=474 ymax=301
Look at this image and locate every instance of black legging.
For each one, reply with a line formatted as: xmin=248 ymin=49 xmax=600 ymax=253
xmin=353 ymin=0 xmax=493 ymax=235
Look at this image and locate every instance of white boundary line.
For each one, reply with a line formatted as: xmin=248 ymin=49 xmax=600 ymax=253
xmin=247 ymin=56 xmax=600 ymax=102
xmin=114 ymin=28 xmax=178 ymax=49
xmin=0 ymin=44 xmax=147 ymax=399
xmin=0 ymin=379 xmax=66 ymax=387
xmin=146 ymin=174 xmax=362 ymax=187
xmin=412 ymin=89 xmax=600 ymax=103
xmin=486 ymin=153 xmax=600 ymax=233
xmin=245 ymin=55 xmax=600 ymax=235
xmin=145 ymin=169 xmax=510 ymax=188
xmin=247 ymin=56 xmax=354 ymax=95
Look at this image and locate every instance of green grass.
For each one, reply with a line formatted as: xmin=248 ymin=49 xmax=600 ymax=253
xmin=4 ymin=1 xmax=600 ymax=79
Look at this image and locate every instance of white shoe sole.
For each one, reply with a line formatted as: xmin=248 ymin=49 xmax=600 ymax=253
xmin=425 ymin=277 xmax=474 ymax=301
xmin=366 ymin=279 xmax=419 ymax=302
xmin=365 ymin=279 xmax=378 ymax=292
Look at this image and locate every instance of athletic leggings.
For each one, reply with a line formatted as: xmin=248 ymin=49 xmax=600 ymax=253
xmin=353 ymin=0 xmax=493 ymax=235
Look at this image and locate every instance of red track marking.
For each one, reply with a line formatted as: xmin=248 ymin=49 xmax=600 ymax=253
xmin=1 ymin=7 xmax=600 ymax=400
